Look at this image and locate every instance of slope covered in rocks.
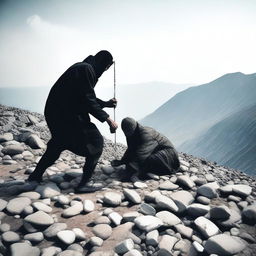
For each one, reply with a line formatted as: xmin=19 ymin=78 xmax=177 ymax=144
xmin=0 ymin=104 xmax=256 ymax=256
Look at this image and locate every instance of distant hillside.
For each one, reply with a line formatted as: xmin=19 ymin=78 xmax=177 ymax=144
xmin=141 ymin=72 xmax=256 ymax=147
xmin=180 ymin=104 xmax=256 ymax=175
xmin=0 ymin=86 xmax=50 ymax=114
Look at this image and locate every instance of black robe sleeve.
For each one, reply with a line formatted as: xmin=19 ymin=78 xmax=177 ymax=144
xmin=96 ymin=98 xmax=107 ymax=108
xmin=77 ymin=65 xmax=109 ymax=122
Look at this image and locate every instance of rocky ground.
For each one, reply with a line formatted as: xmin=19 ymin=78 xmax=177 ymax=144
xmin=0 ymin=104 xmax=255 ymax=256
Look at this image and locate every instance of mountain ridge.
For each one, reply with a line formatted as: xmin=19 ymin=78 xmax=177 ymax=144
xmin=142 ymin=72 xmax=256 ymax=146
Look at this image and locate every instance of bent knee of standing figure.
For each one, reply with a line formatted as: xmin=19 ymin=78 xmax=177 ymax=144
xmin=86 ymin=140 xmax=103 ymax=157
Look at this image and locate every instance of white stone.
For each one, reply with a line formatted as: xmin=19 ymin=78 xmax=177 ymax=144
xmin=180 ymin=160 xmax=190 ymax=167
xmin=134 ymin=181 xmax=148 ymax=189
xmin=177 ymin=175 xmax=195 ymax=188
xmin=0 ymin=133 xmax=13 ymax=142
xmin=144 ymin=190 xmax=161 ymax=203
xmin=83 ymin=200 xmax=95 ymax=213
xmin=190 ymin=167 xmax=198 ymax=173
xmin=109 ymin=212 xmax=122 ymax=226
xmin=232 ymin=184 xmax=252 ymax=197
xmin=43 ymin=223 xmax=67 ymax=238
xmin=174 ymin=224 xmax=194 ymax=238
xmin=90 ymin=236 xmax=103 ymax=247
xmin=170 ymin=190 xmax=194 ymax=212
xmin=155 ymin=194 xmax=179 ymax=212
xmin=10 ymin=242 xmax=40 ymax=256
xmin=123 ymin=211 xmax=141 ymax=222
xmin=24 ymin=232 xmax=44 ymax=243
xmin=124 ymin=249 xmax=143 ymax=256
xmin=6 ymin=197 xmax=31 ymax=215
xmin=94 ymin=216 xmax=111 ymax=225
xmin=2 ymin=231 xmax=20 ymax=243
xmin=193 ymin=241 xmax=204 ymax=252
xmin=57 ymin=250 xmax=83 ymax=256
xmin=0 ymin=198 xmax=8 ymax=211
xmin=205 ymin=174 xmax=215 ymax=182
xmin=146 ymin=230 xmax=159 ymax=246
xmin=220 ymin=184 xmax=233 ymax=194
xmin=194 ymin=216 xmax=219 ymax=238
xmin=25 ymin=211 xmax=54 ymax=226
xmin=72 ymin=228 xmax=86 ymax=240
xmin=41 ymin=246 xmax=62 ymax=256
xmin=156 ymin=211 xmax=181 ymax=226
xmin=27 ymin=134 xmax=46 ymax=149
xmin=103 ymin=192 xmax=122 ymax=206
xmin=18 ymin=192 xmax=41 ymax=200
xmin=32 ymin=202 xmax=52 ymax=213
xmin=134 ymin=216 xmax=163 ymax=232
xmin=159 ymin=180 xmax=179 ymax=190
xmin=62 ymin=202 xmax=83 ymax=217
xmin=159 ymin=235 xmax=178 ymax=253
xmin=92 ymin=224 xmax=112 ymax=240
xmin=57 ymin=230 xmax=76 ymax=245
xmin=57 ymin=195 xmax=70 ymax=205
xmin=123 ymin=188 xmax=141 ymax=204
xmin=2 ymin=144 xmax=24 ymax=155
xmin=35 ymin=182 xmax=60 ymax=198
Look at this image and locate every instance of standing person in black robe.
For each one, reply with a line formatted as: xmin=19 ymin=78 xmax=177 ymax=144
xmin=111 ymin=117 xmax=180 ymax=180
xmin=28 ymin=50 xmax=118 ymax=192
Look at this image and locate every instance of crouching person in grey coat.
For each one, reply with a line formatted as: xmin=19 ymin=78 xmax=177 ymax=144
xmin=111 ymin=117 xmax=180 ymax=180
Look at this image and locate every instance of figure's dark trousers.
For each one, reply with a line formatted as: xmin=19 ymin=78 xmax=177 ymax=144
xmin=29 ymin=122 xmax=103 ymax=185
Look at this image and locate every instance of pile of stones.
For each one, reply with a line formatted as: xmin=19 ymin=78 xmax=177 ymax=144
xmin=0 ymin=104 xmax=255 ymax=256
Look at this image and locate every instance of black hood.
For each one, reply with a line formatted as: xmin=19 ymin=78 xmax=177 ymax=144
xmin=83 ymin=50 xmax=113 ymax=78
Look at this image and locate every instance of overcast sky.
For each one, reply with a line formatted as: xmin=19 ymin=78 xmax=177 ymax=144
xmin=0 ymin=0 xmax=256 ymax=89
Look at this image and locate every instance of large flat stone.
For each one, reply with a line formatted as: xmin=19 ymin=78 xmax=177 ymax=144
xmin=6 ymin=197 xmax=31 ymax=215
xmin=25 ymin=210 xmax=54 ymax=226
xmin=92 ymin=224 xmax=112 ymax=240
xmin=194 ymin=216 xmax=219 ymax=238
xmin=197 ymin=182 xmax=219 ymax=199
xmin=103 ymin=192 xmax=122 ymax=206
xmin=205 ymin=234 xmax=246 ymax=255
xmin=10 ymin=242 xmax=40 ymax=256
xmin=134 ymin=216 xmax=163 ymax=232
xmin=158 ymin=235 xmax=178 ymax=254
xmin=35 ymin=182 xmax=61 ymax=198
xmin=155 ymin=194 xmax=179 ymax=212
xmin=123 ymin=189 xmax=141 ymax=204
xmin=156 ymin=211 xmax=181 ymax=227
xmin=170 ymin=190 xmax=194 ymax=212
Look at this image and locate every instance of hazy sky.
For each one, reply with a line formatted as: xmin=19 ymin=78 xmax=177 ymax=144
xmin=0 ymin=0 xmax=256 ymax=88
